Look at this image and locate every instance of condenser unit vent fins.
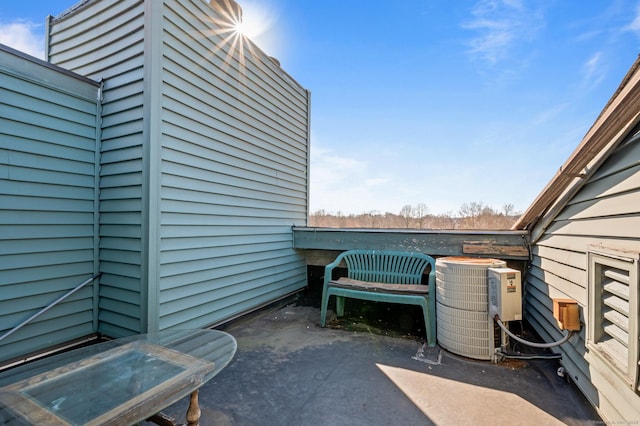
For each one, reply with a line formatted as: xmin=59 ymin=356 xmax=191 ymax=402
xmin=435 ymin=257 xmax=506 ymax=360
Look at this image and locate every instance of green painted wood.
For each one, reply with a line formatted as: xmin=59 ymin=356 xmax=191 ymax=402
xmin=293 ymin=228 xmax=530 ymax=260
xmin=0 ymin=45 xmax=99 ymax=363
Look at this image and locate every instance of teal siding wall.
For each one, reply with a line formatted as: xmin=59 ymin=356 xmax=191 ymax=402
xmin=2 ymin=0 xmax=309 ymax=362
xmin=43 ymin=0 xmax=310 ymax=336
xmin=157 ymin=0 xmax=309 ymax=329
xmin=0 ymin=45 xmax=99 ymax=362
xmin=527 ymin=127 xmax=640 ymax=422
xmin=48 ymin=0 xmax=147 ymax=337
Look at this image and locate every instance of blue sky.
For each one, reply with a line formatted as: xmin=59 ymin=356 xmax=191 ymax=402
xmin=2 ymin=1 xmax=640 ymax=216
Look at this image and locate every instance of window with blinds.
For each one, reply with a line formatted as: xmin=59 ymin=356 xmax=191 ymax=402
xmin=587 ymin=247 xmax=639 ymax=393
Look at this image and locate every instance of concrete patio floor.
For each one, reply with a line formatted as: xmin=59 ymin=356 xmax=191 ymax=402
xmin=158 ymin=303 xmax=601 ymax=426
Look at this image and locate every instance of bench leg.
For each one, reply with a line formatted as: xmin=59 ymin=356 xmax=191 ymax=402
xmin=336 ymin=296 xmax=345 ymax=317
xmin=320 ymin=289 xmax=329 ymax=327
xmin=420 ymin=303 xmax=436 ymax=347
xmin=320 ymin=303 xmax=327 ymax=327
xmin=186 ymin=390 xmax=201 ymax=426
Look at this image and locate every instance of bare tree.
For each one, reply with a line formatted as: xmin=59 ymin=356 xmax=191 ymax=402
xmin=308 ymin=201 xmax=519 ymax=230
xmin=414 ymin=203 xmax=429 ymax=229
xmin=399 ymin=205 xmax=413 ymax=228
xmin=458 ymin=201 xmax=484 ymax=228
xmin=438 ymin=211 xmax=457 ymax=229
xmin=503 ymin=203 xmax=515 ymax=217
xmin=363 ymin=210 xmax=380 ymax=227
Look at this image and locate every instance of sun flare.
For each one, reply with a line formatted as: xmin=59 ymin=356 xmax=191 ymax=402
xmin=233 ymin=20 xmax=248 ymax=35
xmin=203 ymin=0 xmax=283 ymax=89
xmin=232 ymin=1 xmax=274 ymax=41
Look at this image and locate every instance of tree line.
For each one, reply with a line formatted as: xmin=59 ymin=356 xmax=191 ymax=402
xmin=309 ymin=202 xmax=520 ymax=230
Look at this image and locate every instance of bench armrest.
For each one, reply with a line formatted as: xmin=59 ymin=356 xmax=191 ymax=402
xmin=322 ymin=251 xmax=350 ymax=292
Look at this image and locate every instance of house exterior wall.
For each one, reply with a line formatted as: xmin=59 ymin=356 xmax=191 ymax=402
xmin=156 ymin=0 xmax=309 ymax=330
xmin=48 ymin=0 xmax=149 ymax=337
xmin=0 ymin=45 xmax=100 ymax=362
xmin=527 ymin=127 xmax=640 ymax=422
xmin=47 ymin=0 xmax=310 ymax=336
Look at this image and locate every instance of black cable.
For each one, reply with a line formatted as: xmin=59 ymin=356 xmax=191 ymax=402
xmin=498 ymin=351 xmax=562 ymax=360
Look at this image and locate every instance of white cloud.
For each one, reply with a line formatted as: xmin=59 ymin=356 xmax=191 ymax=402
xmin=309 ymin=146 xmax=379 ymax=214
xmin=532 ymin=102 xmax=570 ymax=126
xmin=625 ymin=3 xmax=640 ymax=33
xmin=0 ymin=20 xmax=45 ymax=59
xmin=308 ymin=140 xmax=542 ymax=216
xmin=309 ymin=143 xmax=420 ymax=215
xmin=364 ymin=177 xmax=389 ymax=187
xmin=582 ymin=51 xmax=606 ymax=90
xmin=462 ymin=0 xmax=543 ymax=64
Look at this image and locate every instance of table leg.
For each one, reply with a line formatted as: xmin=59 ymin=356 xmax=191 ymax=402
xmin=186 ymin=389 xmax=201 ymax=426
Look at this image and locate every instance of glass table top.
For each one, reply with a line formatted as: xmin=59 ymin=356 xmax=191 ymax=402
xmin=0 ymin=329 xmax=236 ymax=425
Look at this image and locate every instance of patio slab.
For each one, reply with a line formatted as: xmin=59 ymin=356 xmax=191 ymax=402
xmin=159 ymin=304 xmax=601 ymax=425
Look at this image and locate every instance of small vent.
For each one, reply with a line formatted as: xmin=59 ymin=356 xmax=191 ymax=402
xmin=588 ymin=247 xmax=639 ymax=392
xmin=596 ymin=264 xmax=631 ymax=373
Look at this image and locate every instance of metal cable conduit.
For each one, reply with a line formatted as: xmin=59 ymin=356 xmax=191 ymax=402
xmin=0 ymin=273 xmax=102 ymax=343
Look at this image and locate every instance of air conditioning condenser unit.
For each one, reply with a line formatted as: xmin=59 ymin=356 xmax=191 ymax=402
xmin=488 ymin=267 xmax=522 ymax=322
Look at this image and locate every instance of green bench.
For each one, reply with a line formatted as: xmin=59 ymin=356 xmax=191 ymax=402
xmin=320 ymin=249 xmax=437 ymax=346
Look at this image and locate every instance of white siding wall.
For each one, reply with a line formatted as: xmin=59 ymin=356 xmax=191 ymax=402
xmin=157 ymin=0 xmax=309 ymax=329
xmin=0 ymin=46 xmax=99 ymax=362
xmin=527 ymin=128 xmax=640 ymax=422
xmin=48 ymin=0 xmax=147 ymax=337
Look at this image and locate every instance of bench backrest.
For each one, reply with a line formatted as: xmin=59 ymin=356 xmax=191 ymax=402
xmin=338 ymin=250 xmax=434 ymax=284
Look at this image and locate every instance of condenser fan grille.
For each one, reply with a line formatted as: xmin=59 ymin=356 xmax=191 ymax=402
xmin=435 ymin=257 xmax=506 ymax=360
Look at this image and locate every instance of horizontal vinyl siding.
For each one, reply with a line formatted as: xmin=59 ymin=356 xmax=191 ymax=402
xmin=0 ymin=48 xmax=99 ymax=362
xmin=528 ymin=129 xmax=640 ymax=422
xmin=49 ymin=0 xmax=146 ymax=337
xmin=156 ymin=0 xmax=309 ymax=330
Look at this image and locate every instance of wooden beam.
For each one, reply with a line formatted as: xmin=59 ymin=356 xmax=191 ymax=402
xmin=462 ymin=243 xmax=529 ymax=257
xmin=293 ymin=227 xmax=530 ymax=260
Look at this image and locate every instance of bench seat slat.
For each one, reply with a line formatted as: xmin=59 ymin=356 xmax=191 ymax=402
xmin=330 ymin=277 xmax=429 ymax=295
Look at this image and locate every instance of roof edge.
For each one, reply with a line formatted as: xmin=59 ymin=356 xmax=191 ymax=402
xmin=0 ymin=43 xmax=99 ymax=87
xmin=513 ymin=54 xmax=640 ymax=230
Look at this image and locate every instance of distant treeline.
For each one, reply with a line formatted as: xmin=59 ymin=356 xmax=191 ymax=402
xmin=309 ymin=202 xmax=520 ymax=230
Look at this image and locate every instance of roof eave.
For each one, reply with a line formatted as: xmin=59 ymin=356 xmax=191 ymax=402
xmin=512 ymin=54 xmax=640 ymax=231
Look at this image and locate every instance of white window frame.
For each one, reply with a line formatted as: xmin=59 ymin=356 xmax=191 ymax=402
xmin=587 ymin=246 xmax=639 ymax=393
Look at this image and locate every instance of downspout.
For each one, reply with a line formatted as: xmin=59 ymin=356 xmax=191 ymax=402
xmin=93 ymin=79 xmax=104 ymax=332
